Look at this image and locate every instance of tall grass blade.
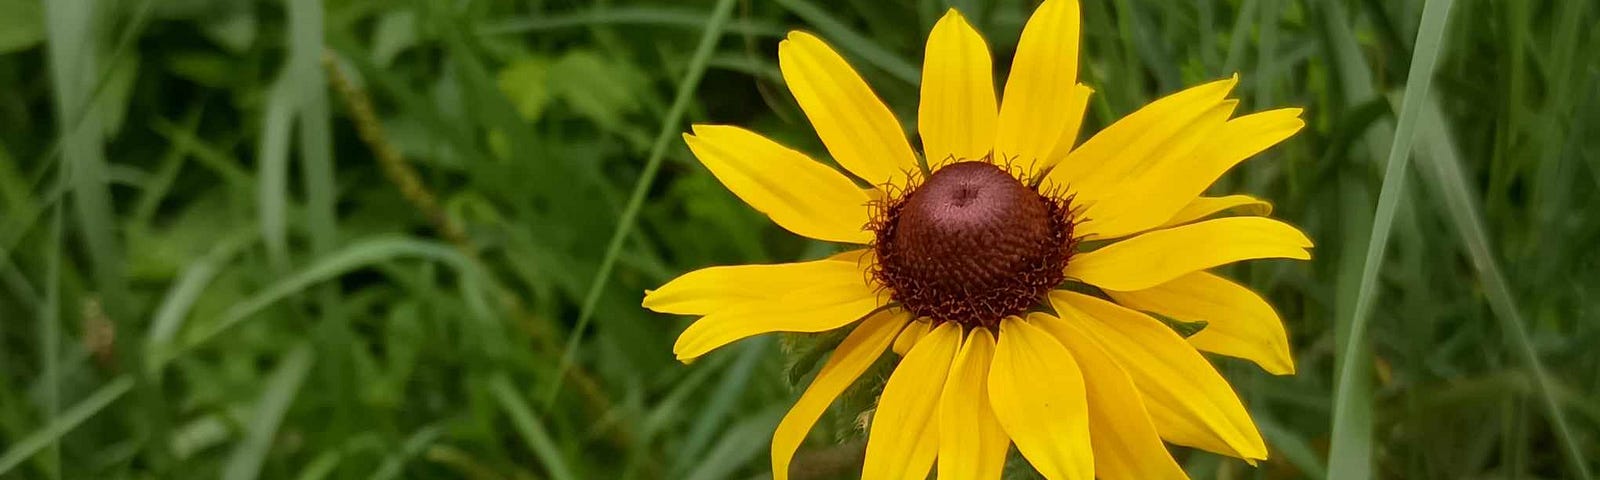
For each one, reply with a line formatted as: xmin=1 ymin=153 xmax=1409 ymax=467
xmin=478 ymin=6 xmax=785 ymax=37
xmin=490 ymin=375 xmax=578 ymax=480
xmin=144 ymin=227 xmax=257 ymax=369
xmin=1327 ymin=1 xmax=1455 ymax=479
xmin=37 ymin=181 xmax=64 ymax=479
xmin=674 ymin=338 xmax=767 ymax=473
xmin=0 ymin=376 xmax=135 ymax=474
xmin=222 ymin=344 xmax=316 ymax=480
xmin=1411 ymin=95 xmax=1594 ymax=480
xmin=1256 ymin=413 xmax=1328 ymax=480
xmin=772 ymin=0 xmax=920 ymax=85
xmin=682 ymin=407 xmax=784 ymax=480
xmin=367 ymin=424 xmax=444 ymax=480
xmin=257 ymin=78 xmax=296 ymax=273
xmin=156 ymin=236 xmax=485 ymax=369
xmin=545 ymin=0 xmax=738 ymax=405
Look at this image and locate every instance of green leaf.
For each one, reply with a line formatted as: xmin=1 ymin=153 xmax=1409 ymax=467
xmin=200 ymin=5 xmax=257 ymax=54
xmin=1152 ymin=313 xmax=1209 ymax=339
xmin=548 ymin=50 xmax=643 ymax=128
xmin=165 ymin=51 xmax=239 ymax=89
xmin=371 ymin=10 xmax=417 ymax=67
xmin=496 ymin=55 xmax=553 ymax=122
xmin=0 ymin=0 xmax=43 ymax=54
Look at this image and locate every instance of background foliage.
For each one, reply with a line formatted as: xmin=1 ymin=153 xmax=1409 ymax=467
xmin=1 ymin=0 xmax=1598 ymax=478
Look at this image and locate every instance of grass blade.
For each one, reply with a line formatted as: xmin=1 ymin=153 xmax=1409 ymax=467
xmin=155 ymin=236 xmax=485 ymax=369
xmin=674 ymin=338 xmax=768 ymax=473
xmin=290 ymin=0 xmax=336 ymax=256
xmin=682 ymin=407 xmax=784 ymax=480
xmin=144 ymin=227 xmax=257 ymax=359
xmin=544 ymin=0 xmax=738 ymax=406
xmin=1411 ymin=94 xmax=1594 ymax=480
xmin=490 ymin=375 xmax=578 ymax=480
xmin=367 ymin=424 xmax=444 ymax=480
xmin=36 ymin=175 xmax=64 ymax=479
xmin=222 ymin=344 xmax=316 ymax=480
xmin=0 ymin=376 xmax=135 ymax=475
xmin=478 ymin=5 xmax=785 ymax=38
xmin=1256 ymin=412 xmax=1328 ymax=480
xmin=772 ymin=0 xmax=920 ymax=85
xmin=257 ymin=77 xmax=296 ymax=273
xmin=1327 ymin=1 xmax=1456 ymax=479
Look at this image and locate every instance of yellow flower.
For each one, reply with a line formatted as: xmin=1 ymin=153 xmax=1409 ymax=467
xmin=643 ymin=1 xmax=1310 ymax=478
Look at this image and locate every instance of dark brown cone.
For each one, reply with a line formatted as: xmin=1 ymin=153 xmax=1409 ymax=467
xmin=871 ymin=161 xmax=1076 ymax=328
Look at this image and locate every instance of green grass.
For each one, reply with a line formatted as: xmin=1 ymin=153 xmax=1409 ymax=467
xmin=1328 ymin=1 xmax=1454 ymax=479
xmin=2 ymin=0 xmax=1598 ymax=478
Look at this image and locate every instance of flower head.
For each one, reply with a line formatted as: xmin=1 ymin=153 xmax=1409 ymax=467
xmin=644 ymin=1 xmax=1310 ymax=478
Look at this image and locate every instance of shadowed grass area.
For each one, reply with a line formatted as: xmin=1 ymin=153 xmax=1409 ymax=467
xmin=1 ymin=0 xmax=1597 ymax=478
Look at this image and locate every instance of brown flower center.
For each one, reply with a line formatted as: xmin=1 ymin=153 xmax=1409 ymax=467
xmin=870 ymin=161 xmax=1077 ymax=329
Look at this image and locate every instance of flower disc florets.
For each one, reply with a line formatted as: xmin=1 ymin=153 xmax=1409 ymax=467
xmin=870 ymin=161 xmax=1078 ymax=329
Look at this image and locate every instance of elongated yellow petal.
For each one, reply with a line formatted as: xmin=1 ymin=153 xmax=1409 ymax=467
xmin=673 ymin=282 xmax=883 ymax=361
xmin=990 ymin=317 xmax=1093 ymax=480
xmin=937 ymin=328 xmax=1010 ymax=480
xmin=771 ymin=309 xmax=909 ymax=480
xmin=920 ymin=9 xmax=996 ymax=170
xmin=1066 ymin=217 xmax=1312 ymax=292
xmin=779 ymin=31 xmax=918 ymax=186
xmin=892 ymin=319 xmax=931 ymax=355
xmin=684 ymin=126 xmax=874 ymax=243
xmin=1159 ymin=195 xmax=1273 ymax=229
xmin=1050 ymin=291 xmax=1267 ymax=460
xmin=643 ymin=250 xmax=869 ymax=315
xmin=1075 ymin=108 xmax=1304 ymax=238
xmin=1107 ymin=271 xmax=1295 ymax=375
xmin=1031 ymin=312 xmax=1189 ymax=480
xmin=862 ymin=322 xmax=962 ymax=480
xmin=1073 ymin=100 xmax=1238 ymax=238
xmin=1046 ymin=75 xmax=1237 ymax=199
xmin=994 ymin=0 xmax=1085 ymax=179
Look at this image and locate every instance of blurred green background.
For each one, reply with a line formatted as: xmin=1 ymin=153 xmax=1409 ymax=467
xmin=2 ymin=0 xmax=1598 ymax=478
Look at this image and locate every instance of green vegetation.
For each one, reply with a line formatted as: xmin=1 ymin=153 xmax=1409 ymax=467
xmin=1 ymin=0 xmax=1597 ymax=478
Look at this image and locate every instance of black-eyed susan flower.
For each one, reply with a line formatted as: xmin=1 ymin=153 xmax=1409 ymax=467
xmin=643 ymin=0 xmax=1310 ymax=478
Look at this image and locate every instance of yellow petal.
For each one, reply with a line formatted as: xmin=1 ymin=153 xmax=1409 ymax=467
xmin=990 ymin=316 xmax=1093 ymax=480
xmin=920 ymin=9 xmax=997 ymax=170
xmin=672 ymin=281 xmax=883 ymax=361
xmin=862 ymin=322 xmax=962 ymax=480
xmin=643 ymin=250 xmax=869 ymax=315
xmin=1159 ymin=195 xmax=1273 ymax=229
xmin=1065 ymin=217 xmax=1313 ymax=292
xmin=1050 ymin=291 xmax=1267 ymax=460
xmin=892 ymin=319 xmax=931 ymax=356
xmin=994 ymin=0 xmax=1085 ymax=179
xmin=1072 ymin=100 xmax=1238 ymax=238
xmin=772 ymin=309 xmax=910 ymax=480
xmin=684 ymin=126 xmax=875 ymax=243
xmin=937 ymin=328 xmax=1010 ymax=480
xmin=1031 ymin=312 xmax=1189 ymax=480
xmin=1046 ymin=75 xmax=1237 ymax=200
xmin=779 ymin=31 xmax=919 ymax=186
xmin=1107 ymin=271 xmax=1295 ymax=375
xmin=1075 ymin=108 xmax=1304 ymax=238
